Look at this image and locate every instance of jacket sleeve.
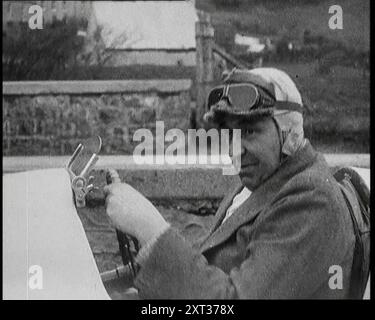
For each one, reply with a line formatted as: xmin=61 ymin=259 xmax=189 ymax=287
xmin=134 ymin=179 xmax=354 ymax=299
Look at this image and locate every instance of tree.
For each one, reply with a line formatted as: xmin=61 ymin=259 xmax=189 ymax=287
xmin=3 ymin=17 xmax=142 ymax=81
xmin=3 ymin=18 xmax=87 ymax=80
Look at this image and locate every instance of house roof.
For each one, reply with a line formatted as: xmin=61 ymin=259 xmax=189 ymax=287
xmin=92 ymin=1 xmax=198 ymax=50
xmin=235 ymin=34 xmax=265 ymax=53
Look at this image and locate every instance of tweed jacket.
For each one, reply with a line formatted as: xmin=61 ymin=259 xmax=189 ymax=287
xmin=134 ymin=141 xmax=356 ymax=299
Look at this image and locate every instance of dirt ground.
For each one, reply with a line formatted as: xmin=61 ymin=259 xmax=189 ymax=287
xmin=78 ymin=202 xmax=218 ymax=299
xmin=78 ymin=202 xmax=217 ymax=274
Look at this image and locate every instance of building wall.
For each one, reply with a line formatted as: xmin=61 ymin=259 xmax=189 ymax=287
xmin=106 ymin=50 xmax=196 ymax=67
xmin=3 ymin=80 xmax=192 ymax=156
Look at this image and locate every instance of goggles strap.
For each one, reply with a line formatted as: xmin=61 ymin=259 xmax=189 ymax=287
xmin=223 ymin=85 xmax=230 ymax=97
xmin=271 ymin=117 xmax=284 ymax=163
xmin=274 ymin=101 xmax=303 ymax=113
xmin=223 ymin=85 xmax=232 ymax=105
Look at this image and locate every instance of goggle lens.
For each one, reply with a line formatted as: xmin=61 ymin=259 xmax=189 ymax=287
xmin=207 ymin=88 xmax=224 ymax=108
xmin=207 ymin=84 xmax=260 ymax=111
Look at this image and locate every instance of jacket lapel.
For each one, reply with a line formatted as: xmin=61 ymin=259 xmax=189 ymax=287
xmin=197 ymin=182 xmax=243 ymax=245
xmin=199 ymin=140 xmax=318 ymax=253
xmin=199 ymin=180 xmax=273 ymax=253
xmin=210 ymin=182 xmax=244 ymax=232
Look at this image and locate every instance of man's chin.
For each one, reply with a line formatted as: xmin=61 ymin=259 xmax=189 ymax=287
xmin=239 ymin=174 xmax=259 ymax=191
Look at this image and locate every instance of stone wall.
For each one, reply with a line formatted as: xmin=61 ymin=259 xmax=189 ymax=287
xmin=3 ymin=80 xmax=192 ymax=156
xmin=107 ymin=50 xmax=196 ymax=67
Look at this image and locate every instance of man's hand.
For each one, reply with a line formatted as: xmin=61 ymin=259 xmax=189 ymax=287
xmin=104 ymin=182 xmax=170 ymax=247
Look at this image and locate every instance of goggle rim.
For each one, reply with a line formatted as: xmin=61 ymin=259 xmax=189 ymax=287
xmin=207 ymin=83 xmax=264 ymax=111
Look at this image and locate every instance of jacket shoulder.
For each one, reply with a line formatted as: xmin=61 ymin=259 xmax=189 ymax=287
xmin=273 ymin=154 xmax=351 ymax=227
xmin=283 ymin=153 xmax=339 ymax=197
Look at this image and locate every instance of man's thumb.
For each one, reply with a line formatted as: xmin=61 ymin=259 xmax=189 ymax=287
xmin=106 ymin=169 xmax=121 ymax=185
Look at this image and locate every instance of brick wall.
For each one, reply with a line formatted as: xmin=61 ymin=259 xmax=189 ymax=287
xmin=3 ymin=80 xmax=192 ymax=156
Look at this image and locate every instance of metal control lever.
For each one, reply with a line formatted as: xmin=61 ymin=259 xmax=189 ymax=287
xmin=66 ymin=137 xmax=139 ymax=279
xmin=66 ymin=136 xmax=102 ymax=208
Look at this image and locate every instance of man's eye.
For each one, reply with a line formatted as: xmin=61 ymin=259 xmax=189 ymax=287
xmin=243 ymin=129 xmax=255 ymax=136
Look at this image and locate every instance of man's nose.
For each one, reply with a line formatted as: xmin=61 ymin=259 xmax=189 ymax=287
xmin=229 ymin=136 xmax=245 ymax=158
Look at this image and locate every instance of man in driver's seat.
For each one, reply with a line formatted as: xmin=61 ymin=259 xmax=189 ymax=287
xmin=104 ymin=68 xmax=364 ymax=299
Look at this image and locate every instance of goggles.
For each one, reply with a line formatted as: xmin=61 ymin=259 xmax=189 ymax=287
xmin=207 ymin=83 xmax=303 ymax=114
xmin=207 ymin=83 xmax=274 ymax=112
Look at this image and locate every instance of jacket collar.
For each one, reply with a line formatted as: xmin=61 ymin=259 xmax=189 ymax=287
xmin=199 ymin=140 xmax=319 ymax=253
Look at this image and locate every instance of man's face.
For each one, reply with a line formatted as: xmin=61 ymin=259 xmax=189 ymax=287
xmin=225 ymin=117 xmax=282 ymax=191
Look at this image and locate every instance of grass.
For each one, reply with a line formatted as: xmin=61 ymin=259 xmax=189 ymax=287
xmin=197 ymin=0 xmax=369 ymax=51
xmin=264 ymin=62 xmax=369 ymax=153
